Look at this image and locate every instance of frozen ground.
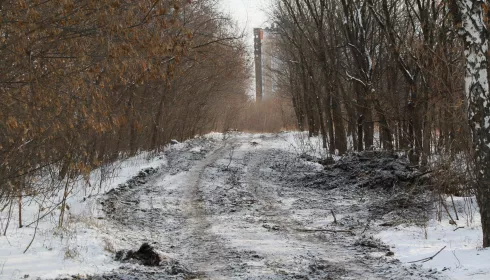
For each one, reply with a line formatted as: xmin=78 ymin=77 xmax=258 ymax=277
xmin=0 ymin=151 xmax=166 ymax=279
xmin=0 ymin=132 xmax=488 ymax=279
xmin=377 ymin=196 xmax=490 ymax=280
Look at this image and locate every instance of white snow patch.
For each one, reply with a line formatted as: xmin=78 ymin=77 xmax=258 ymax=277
xmin=190 ymin=146 xmax=203 ymax=153
xmin=377 ymin=196 xmax=490 ymax=279
xmin=203 ymin=132 xmax=224 ymax=141
xmin=0 ymin=152 xmax=167 ymax=279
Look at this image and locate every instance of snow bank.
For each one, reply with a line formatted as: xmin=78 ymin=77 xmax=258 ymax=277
xmin=0 ymin=152 xmax=167 ymax=279
xmin=258 ymin=131 xmax=333 ymax=159
xmin=377 ymin=196 xmax=490 ymax=279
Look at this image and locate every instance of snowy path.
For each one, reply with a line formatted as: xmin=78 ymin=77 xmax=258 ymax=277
xmin=91 ymin=133 xmax=442 ymax=279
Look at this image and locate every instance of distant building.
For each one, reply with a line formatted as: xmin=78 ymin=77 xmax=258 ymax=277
xmin=254 ymin=26 xmax=278 ymax=102
xmin=254 ymin=28 xmax=263 ymax=102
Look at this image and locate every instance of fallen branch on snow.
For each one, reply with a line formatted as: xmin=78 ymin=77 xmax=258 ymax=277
xmin=295 ymin=228 xmax=354 ymax=235
xmin=407 ymin=246 xmax=446 ymax=263
xmin=330 ymin=209 xmax=337 ymax=224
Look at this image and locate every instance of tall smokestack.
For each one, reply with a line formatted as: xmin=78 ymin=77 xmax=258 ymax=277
xmin=254 ymin=28 xmax=263 ymax=103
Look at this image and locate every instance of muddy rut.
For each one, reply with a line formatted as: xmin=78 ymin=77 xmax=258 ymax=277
xmin=88 ymin=133 xmax=443 ymax=280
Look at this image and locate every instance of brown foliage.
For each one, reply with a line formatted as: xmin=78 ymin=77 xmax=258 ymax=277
xmin=0 ymin=0 xmax=248 ymax=206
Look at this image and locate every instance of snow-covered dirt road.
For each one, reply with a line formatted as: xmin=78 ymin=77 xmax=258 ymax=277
xmin=73 ymin=132 xmax=443 ymax=280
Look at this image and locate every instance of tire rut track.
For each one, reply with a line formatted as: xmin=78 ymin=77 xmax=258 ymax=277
xmin=179 ymin=142 xmax=237 ymax=279
xmin=86 ymin=134 xmax=443 ymax=280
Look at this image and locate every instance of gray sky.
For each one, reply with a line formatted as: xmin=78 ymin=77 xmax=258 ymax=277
xmin=220 ymin=0 xmax=273 ymax=48
xmin=221 ymin=0 xmax=271 ymax=28
xmin=219 ymin=0 xmax=273 ymax=98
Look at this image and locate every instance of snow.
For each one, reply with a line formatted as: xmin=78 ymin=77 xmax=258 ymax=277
xmin=1 ymin=132 xmax=490 ymax=279
xmin=0 ymin=132 xmax=331 ymax=279
xmin=203 ymin=131 xmax=225 ymax=141
xmin=267 ymin=131 xmax=333 ymax=159
xmin=0 ymin=152 xmax=167 ymax=279
xmin=377 ymin=196 xmax=490 ymax=280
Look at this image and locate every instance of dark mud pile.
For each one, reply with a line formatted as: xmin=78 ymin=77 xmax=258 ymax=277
xmin=115 ymin=243 xmax=162 ymax=266
xmin=294 ymin=150 xmax=434 ymax=226
xmin=305 ymin=151 xmax=428 ymax=190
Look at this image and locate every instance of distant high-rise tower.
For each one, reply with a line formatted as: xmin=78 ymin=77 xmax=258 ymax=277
xmin=254 ymin=27 xmax=277 ymax=103
xmin=254 ymin=28 xmax=263 ymax=103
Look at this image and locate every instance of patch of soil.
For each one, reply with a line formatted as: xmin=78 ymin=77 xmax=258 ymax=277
xmin=104 ymin=167 xmax=158 ymax=197
xmin=308 ymin=260 xmax=347 ymax=279
xmin=293 ymin=150 xmax=434 ymax=225
xmin=101 ymin=167 xmax=158 ymax=219
xmin=115 ymin=243 xmax=162 ymax=266
xmin=309 ymin=150 xmax=428 ymax=190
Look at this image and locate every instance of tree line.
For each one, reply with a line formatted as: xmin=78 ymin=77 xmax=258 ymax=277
xmin=0 ymin=0 xmax=248 ymax=227
xmin=271 ymin=0 xmax=490 ymax=247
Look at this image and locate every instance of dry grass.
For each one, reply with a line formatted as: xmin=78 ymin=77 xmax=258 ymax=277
xmin=237 ymin=98 xmax=298 ymax=133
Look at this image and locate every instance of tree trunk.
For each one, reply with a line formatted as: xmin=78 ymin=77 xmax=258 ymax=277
xmin=414 ymin=101 xmax=423 ymax=163
xmin=421 ymin=98 xmax=431 ymax=166
xmin=332 ymin=92 xmax=347 ymax=155
xmin=374 ymin=98 xmax=393 ymax=150
xmin=357 ymin=89 xmax=364 ymax=151
xmin=344 ymin=97 xmax=358 ymax=151
xmin=401 ymin=119 xmax=409 ymax=149
xmin=18 ymin=184 xmax=22 ymax=229
xmin=306 ymin=95 xmax=317 ymax=137
xmin=325 ymin=93 xmax=336 ymax=154
xmin=407 ymin=84 xmax=420 ymax=164
xmin=395 ymin=121 xmax=400 ymax=150
xmin=129 ymin=119 xmax=138 ymax=155
xmin=315 ymin=96 xmax=328 ymax=149
xmin=457 ymin=0 xmax=490 ymax=247
xmin=364 ymin=103 xmax=374 ymax=150
xmin=97 ymin=134 xmax=107 ymax=164
xmin=89 ymin=135 xmax=98 ymax=168
xmin=151 ymin=93 xmax=165 ymax=150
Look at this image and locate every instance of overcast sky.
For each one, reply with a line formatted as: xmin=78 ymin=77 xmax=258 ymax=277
xmin=220 ymin=0 xmax=273 ymax=48
xmin=221 ymin=0 xmax=271 ymax=28
xmin=219 ymin=0 xmax=274 ymax=98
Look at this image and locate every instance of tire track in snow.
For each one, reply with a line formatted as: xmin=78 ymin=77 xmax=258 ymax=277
xmin=243 ymin=149 xmax=384 ymax=279
xmin=178 ymin=141 xmax=238 ymax=278
xmin=93 ymin=134 xmax=443 ymax=280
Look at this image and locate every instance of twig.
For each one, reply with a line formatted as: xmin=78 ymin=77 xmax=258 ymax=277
xmin=450 ymin=195 xmax=459 ymax=221
xmin=226 ymin=145 xmax=235 ymax=170
xmin=0 ymin=259 xmax=6 ymax=276
xmin=439 ymin=193 xmax=457 ymax=225
xmin=330 ymin=209 xmax=337 ymax=224
xmin=453 ymin=226 xmax=464 ymax=231
xmin=3 ymin=200 xmax=13 ymax=236
xmin=24 ymin=200 xmax=44 ymax=254
xmin=24 ymin=199 xmax=65 ymax=228
xmin=452 ymin=249 xmax=461 ymax=268
xmin=407 ymin=246 xmax=446 ymax=263
xmin=361 ymin=219 xmax=371 ymax=235
xmin=295 ymin=228 xmax=354 ymax=235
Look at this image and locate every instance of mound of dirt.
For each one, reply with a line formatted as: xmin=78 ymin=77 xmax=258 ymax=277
xmin=292 ymin=150 xmax=434 ymax=224
xmin=115 ymin=243 xmax=162 ymax=266
xmin=305 ymin=150 xmax=428 ymax=190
